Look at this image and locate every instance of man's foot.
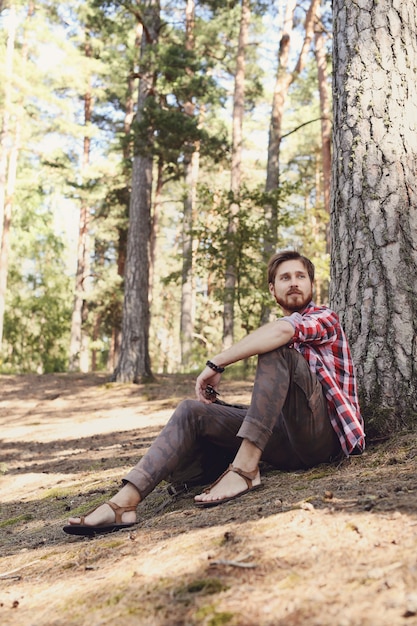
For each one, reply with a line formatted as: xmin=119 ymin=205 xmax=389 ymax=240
xmin=194 ymin=464 xmax=261 ymax=508
xmin=68 ymin=501 xmax=137 ymax=527
xmin=63 ymin=501 xmax=137 ymax=536
xmin=63 ymin=483 xmax=141 ymax=536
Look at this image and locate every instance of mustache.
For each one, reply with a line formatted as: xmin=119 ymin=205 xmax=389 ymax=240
xmin=287 ymin=288 xmax=302 ymax=295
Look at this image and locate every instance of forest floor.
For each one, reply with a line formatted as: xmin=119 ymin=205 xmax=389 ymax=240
xmin=1 ymin=373 xmax=417 ymax=626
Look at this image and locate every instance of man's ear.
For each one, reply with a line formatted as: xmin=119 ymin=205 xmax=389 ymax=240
xmin=268 ymin=282 xmax=275 ymax=297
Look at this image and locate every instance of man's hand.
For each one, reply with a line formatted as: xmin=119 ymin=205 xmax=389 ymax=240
xmin=195 ymin=367 xmax=222 ymax=403
xmin=195 ymin=319 xmax=294 ymax=403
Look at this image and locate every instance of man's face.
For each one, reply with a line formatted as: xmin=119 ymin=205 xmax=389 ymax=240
xmin=269 ymin=259 xmax=313 ymax=314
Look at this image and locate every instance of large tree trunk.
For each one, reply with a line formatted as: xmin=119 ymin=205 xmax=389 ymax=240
xmin=331 ymin=0 xmax=417 ymax=434
xmin=223 ymin=0 xmax=250 ymax=349
xmin=112 ymin=1 xmax=159 ymax=383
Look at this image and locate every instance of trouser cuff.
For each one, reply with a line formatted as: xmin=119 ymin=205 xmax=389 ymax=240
xmin=237 ymin=416 xmax=273 ymax=452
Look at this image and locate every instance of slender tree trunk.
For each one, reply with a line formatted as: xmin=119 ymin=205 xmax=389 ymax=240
xmin=264 ymin=0 xmax=297 ymax=198
xmin=223 ymin=0 xmax=250 ymax=349
xmin=150 ymin=157 xmax=163 ymax=304
xmin=0 ymin=4 xmax=17 ymax=348
xmin=314 ymin=7 xmax=332 ymax=252
xmin=180 ymin=0 xmax=199 ymax=368
xmin=0 ymin=2 xmax=34 ymax=348
xmin=331 ymin=0 xmax=417 ymax=433
xmin=0 ymin=4 xmax=15 ymax=242
xmin=261 ymin=0 xmax=319 ymax=324
xmin=107 ymin=23 xmax=143 ymax=372
xmin=265 ymin=0 xmax=320 ymax=193
xmin=113 ymin=1 xmax=160 ymax=383
xmin=69 ymin=38 xmax=93 ymax=372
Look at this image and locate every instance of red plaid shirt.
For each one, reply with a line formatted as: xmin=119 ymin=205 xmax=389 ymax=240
xmin=282 ymin=302 xmax=365 ymax=456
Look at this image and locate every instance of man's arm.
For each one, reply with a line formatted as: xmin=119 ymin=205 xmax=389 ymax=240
xmin=195 ymin=319 xmax=294 ymax=402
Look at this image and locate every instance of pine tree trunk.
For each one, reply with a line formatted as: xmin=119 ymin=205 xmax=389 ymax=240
xmin=112 ymin=1 xmax=159 ymax=383
xmin=180 ymin=0 xmax=198 ymax=368
xmin=314 ymin=11 xmax=331 ymax=252
xmin=331 ymin=0 xmax=417 ymax=433
xmin=0 ymin=4 xmax=17 ymax=348
xmin=181 ymin=150 xmax=198 ymax=366
xmin=261 ymin=0 xmax=319 ymax=324
xmin=68 ymin=199 xmax=90 ymax=372
xmin=69 ymin=38 xmax=93 ymax=373
xmin=223 ymin=0 xmax=250 ymax=349
xmin=0 ymin=2 xmax=33 ymax=349
xmin=107 ymin=23 xmax=142 ymax=372
xmin=264 ymin=0 xmax=296 ymax=199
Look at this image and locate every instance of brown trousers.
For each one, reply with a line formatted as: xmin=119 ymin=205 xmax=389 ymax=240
xmin=123 ymin=347 xmax=342 ymax=499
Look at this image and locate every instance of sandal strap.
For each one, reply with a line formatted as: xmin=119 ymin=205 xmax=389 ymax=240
xmin=228 ymin=464 xmax=258 ymax=489
xmin=203 ymin=463 xmax=259 ymax=493
xmin=106 ymin=501 xmax=137 ymax=524
xmin=79 ymin=501 xmax=136 ymax=525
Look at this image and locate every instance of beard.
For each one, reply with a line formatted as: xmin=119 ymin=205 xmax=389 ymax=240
xmin=275 ymin=289 xmax=312 ymax=313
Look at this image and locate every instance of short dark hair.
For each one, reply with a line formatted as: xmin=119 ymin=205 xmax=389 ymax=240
xmin=267 ymin=250 xmax=315 ymax=284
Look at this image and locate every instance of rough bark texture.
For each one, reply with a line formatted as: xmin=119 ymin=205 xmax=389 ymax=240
xmin=113 ymin=1 xmax=159 ymax=383
xmin=331 ymin=0 xmax=417 ymax=432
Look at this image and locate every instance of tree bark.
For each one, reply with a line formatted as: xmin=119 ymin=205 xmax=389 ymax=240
xmin=331 ymin=0 xmax=417 ymax=433
xmin=112 ymin=0 xmax=160 ymax=383
xmin=223 ymin=0 xmax=250 ymax=349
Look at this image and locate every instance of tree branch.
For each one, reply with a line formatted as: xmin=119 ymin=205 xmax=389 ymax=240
xmin=281 ymin=116 xmax=331 ymax=140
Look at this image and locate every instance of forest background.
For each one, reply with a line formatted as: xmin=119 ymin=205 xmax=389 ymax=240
xmin=0 ymin=0 xmax=331 ymax=373
xmin=0 ymin=0 xmax=416 ymax=437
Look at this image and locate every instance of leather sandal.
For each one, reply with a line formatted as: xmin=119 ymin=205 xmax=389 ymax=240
xmin=194 ymin=464 xmax=261 ymax=508
xmin=63 ymin=501 xmax=137 ymax=536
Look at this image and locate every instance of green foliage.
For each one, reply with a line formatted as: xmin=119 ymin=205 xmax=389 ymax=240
xmin=2 ymin=204 xmax=72 ymax=374
xmin=0 ymin=0 xmax=331 ymax=376
xmin=163 ymin=180 xmax=299 ymax=342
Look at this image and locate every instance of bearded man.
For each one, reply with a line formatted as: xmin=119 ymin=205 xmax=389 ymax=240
xmin=64 ymin=250 xmax=365 ymax=536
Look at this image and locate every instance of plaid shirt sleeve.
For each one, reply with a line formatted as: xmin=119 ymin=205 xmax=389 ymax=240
xmin=282 ymin=302 xmax=365 ymax=456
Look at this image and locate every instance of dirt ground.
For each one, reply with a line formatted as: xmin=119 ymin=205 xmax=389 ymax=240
xmin=1 ymin=373 xmax=417 ymax=626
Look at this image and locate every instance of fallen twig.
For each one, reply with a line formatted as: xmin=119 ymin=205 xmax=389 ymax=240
xmin=210 ymin=559 xmax=257 ymax=569
xmin=0 ymin=559 xmax=41 ymax=579
xmin=209 ymin=553 xmax=257 ymax=569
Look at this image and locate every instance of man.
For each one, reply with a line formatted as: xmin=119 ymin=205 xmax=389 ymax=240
xmin=64 ymin=250 xmax=365 ymax=535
